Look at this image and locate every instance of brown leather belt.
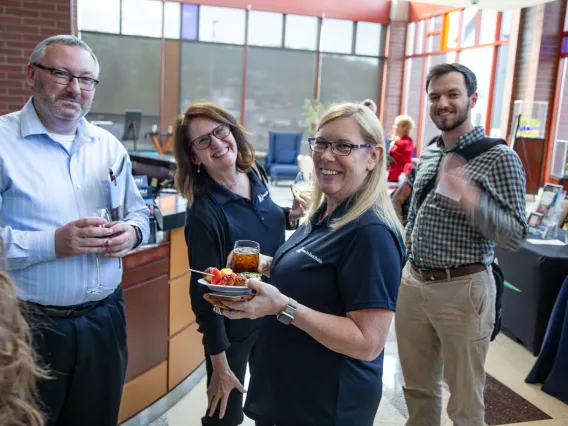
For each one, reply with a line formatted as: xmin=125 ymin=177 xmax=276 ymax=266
xmin=410 ymin=262 xmax=487 ymax=281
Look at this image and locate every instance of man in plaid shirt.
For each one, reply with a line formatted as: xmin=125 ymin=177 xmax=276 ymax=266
xmin=395 ymin=63 xmax=527 ymax=426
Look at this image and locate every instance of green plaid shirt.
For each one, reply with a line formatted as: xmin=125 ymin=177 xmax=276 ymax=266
xmin=406 ymin=126 xmax=527 ymax=270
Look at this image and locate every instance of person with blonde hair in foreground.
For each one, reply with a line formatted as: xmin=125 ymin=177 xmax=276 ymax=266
xmin=222 ymin=103 xmax=406 ymax=426
xmin=0 ymin=256 xmax=45 ymax=426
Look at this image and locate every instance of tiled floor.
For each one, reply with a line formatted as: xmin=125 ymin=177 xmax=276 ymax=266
xmin=150 ymin=184 xmax=567 ymax=426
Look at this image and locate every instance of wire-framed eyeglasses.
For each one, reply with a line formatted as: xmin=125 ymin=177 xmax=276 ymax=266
xmin=32 ymin=63 xmax=99 ymax=91
xmin=191 ymin=123 xmax=231 ymax=150
xmin=308 ymin=138 xmax=373 ymax=156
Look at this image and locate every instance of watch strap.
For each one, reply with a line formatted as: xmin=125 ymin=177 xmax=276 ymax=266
xmin=277 ymin=297 xmax=298 ymax=325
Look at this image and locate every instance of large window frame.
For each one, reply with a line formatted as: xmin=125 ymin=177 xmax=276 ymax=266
xmin=78 ymin=0 xmax=387 ymax=151
xmin=402 ymin=9 xmax=511 ymax=154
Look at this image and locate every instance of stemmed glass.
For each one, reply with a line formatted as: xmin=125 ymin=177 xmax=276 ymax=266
xmin=86 ymin=207 xmax=113 ymax=295
xmin=292 ymin=171 xmax=314 ymax=199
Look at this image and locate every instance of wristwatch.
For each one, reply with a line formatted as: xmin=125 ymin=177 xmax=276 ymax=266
xmin=131 ymin=225 xmax=143 ymax=248
xmin=276 ymin=297 xmax=298 ymax=325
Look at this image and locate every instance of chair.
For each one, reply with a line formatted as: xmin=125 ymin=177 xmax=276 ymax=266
xmin=265 ymin=131 xmax=303 ymax=185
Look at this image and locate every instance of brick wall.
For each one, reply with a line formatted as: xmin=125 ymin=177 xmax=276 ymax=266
xmin=383 ymin=20 xmax=407 ymax=134
xmin=0 ymin=0 xmax=74 ymax=115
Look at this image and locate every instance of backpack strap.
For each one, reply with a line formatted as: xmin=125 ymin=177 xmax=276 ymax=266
xmin=415 ymin=137 xmax=507 ymax=211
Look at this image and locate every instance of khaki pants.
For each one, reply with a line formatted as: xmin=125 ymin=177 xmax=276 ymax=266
xmin=395 ymin=264 xmax=495 ymax=426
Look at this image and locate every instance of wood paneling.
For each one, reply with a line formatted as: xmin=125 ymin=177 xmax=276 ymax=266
xmin=123 ymin=243 xmax=169 ymax=271
xmin=168 ymin=322 xmax=204 ymax=390
xmin=169 ymin=273 xmax=195 ymax=336
xmin=169 ymin=0 xmax=390 ymax=24
xmin=118 ymin=361 xmax=168 ymax=424
xmin=124 ymin=274 xmax=169 ymax=381
xmin=513 ymin=137 xmax=545 ymax=195
xmin=170 ymin=227 xmax=189 ymax=280
xmin=122 ymin=258 xmax=169 ymax=289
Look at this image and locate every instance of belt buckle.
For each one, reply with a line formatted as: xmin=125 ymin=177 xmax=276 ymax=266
xmin=418 ymin=268 xmax=436 ymax=281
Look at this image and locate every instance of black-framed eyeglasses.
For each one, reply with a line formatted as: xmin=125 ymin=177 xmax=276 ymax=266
xmin=32 ymin=63 xmax=99 ymax=91
xmin=191 ymin=123 xmax=231 ymax=150
xmin=308 ymin=138 xmax=373 ymax=156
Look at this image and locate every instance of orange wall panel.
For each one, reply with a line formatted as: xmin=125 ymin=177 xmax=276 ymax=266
xmin=168 ymin=323 xmax=204 ymax=390
xmin=409 ymin=3 xmax=459 ymax=22
xmin=170 ymin=0 xmax=391 ymax=24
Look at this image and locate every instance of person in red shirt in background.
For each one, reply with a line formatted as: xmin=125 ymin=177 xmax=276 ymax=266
xmin=387 ymin=115 xmax=416 ymax=182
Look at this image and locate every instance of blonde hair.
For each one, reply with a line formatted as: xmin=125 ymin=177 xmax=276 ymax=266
xmin=395 ymin=115 xmax=415 ymax=136
xmin=0 ymin=246 xmax=46 ymax=426
xmin=307 ymin=103 xmax=404 ymax=236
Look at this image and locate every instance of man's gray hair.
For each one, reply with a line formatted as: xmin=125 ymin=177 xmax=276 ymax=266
xmin=29 ymin=35 xmax=100 ymax=77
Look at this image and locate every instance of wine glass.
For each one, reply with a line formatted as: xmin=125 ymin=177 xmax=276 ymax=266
xmin=86 ymin=207 xmax=113 ymax=295
xmin=292 ymin=171 xmax=314 ymax=199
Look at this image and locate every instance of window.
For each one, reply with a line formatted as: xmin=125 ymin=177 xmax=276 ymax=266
xmin=78 ymin=0 xmax=120 ymax=33
xmin=479 ymin=10 xmax=498 ymax=44
xmin=406 ymin=22 xmax=416 ymax=55
xmin=428 ymin=35 xmax=441 ymax=53
xmin=180 ymin=42 xmax=244 ymax=120
xmin=121 ymin=0 xmax=163 ymax=38
xmin=552 ymin=59 xmax=568 ymax=177
xmin=181 ymin=4 xmax=198 ymax=40
xmin=355 ymin=22 xmax=381 ymax=56
xmin=563 ymin=36 xmax=568 ymax=55
xmin=81 ymin=33 xmax=161 ymax=149
xmin=501 ymin=11 xmax=512 ymax=40
xmin=444 ymin=11 xmax=460 ymax=49
xmin=284 ymin=14 xmax=318 ymax=51
xmin=248 ymin=11 xmax=283 ymax=47
xmin=415 ymin=20 xmax=425 ymax=54
xmin=164 ymin=2 xmax=181 ymax=39
xmin=321 ymin=18 xmax=353 ymax=54
xmin=245 ymin=48 xmax=317 ymax=151
xmin=461 ymin=8 xmax=477 ymax=48
xmin=459 ymin=47 xmax=493 ymax=127
xmin=320 ymin=55 xmax=381 ymax=105
xmin=403 ymin=57 xmax=424 ymax=130
xmin=199 ymin=6 xmax=246 ymax=45
xmin=490 ymin=45 xmax=509 ymax=136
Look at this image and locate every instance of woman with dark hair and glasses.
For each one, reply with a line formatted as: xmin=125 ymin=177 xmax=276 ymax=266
xmin=221 ymin=103 xmax=406 ymax=426
xmin=173 ymin=102 xmax=308 ymax=426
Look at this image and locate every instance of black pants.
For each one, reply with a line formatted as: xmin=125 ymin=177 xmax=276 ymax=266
xmin=28 ymin=287 xmax=128 ymax=426
xmin=202 ymin=329 xmax=258 ymax=426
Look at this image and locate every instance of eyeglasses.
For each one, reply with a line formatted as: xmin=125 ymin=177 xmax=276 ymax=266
xmin=32 ymin=63 xmax=99 ymax=91
xmin=191 ymin=123 xmax=231 ymax=150
xmin=308 ymin=138 xmax=373 ymax=156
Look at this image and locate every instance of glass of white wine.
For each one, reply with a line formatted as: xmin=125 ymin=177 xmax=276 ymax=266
xmin=292 ymin=171 xmax=314 ymax=199
xmin=85 ymin=207 xmax=113 ymax=295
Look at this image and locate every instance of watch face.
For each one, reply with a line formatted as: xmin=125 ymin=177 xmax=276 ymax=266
xmin=277 ymin=312 xmax=293 ymax=325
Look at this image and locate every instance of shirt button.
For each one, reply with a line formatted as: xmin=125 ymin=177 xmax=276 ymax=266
xmin=76 ymin=184 xmax=82 ymax=189
xmin=261 ymin=217 xmax=265 ymax=221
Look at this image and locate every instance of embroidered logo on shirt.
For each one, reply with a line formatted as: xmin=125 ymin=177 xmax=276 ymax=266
xmin=257 ymin=191 xmax=269 ymax=203
xmin=296 ymin=247 xmax=322 ymax=264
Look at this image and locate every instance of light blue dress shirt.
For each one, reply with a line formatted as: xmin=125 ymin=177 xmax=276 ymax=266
xmin=0 ymin=99 xmax=149 ymax=306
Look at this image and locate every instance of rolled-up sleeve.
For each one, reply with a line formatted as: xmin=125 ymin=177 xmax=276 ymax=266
xmin=470 ymin=150 xmax=527 ymax=251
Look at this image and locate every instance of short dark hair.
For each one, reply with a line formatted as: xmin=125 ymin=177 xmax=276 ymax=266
xmin=425 ymin=63 xmax=477 ymax=96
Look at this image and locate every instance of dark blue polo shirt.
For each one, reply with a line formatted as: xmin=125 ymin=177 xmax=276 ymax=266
xmin=212 ymin=170 xmax=286 ymax=257
xmin=186 ymin=170 xmax=286 ymax=354
xmin=244 ymin=200 xmax=405 ymax=426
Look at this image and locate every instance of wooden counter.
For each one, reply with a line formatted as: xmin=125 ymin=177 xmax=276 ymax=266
xmin=117 ymin=226 xmax=203 ymax=424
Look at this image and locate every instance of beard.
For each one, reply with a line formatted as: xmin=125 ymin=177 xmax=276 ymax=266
xmin=34 ymin=79 xmax=92 ymax=121
xmin=432 ymin=105 xmax=470 ymax=132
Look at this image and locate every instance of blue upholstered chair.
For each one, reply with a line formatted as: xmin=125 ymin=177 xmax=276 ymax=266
xmin=265 ymin=131 xmax=303 ymax=185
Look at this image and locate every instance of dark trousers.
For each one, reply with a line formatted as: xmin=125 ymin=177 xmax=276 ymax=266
xmin=28 ymin=287 xmax=128 ymax=426
xmin=202 ymin=329 xmax=258 ymax=426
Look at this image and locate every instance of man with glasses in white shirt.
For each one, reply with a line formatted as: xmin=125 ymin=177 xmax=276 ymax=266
xmin=0 ymin=35 xmax=149 ymax=426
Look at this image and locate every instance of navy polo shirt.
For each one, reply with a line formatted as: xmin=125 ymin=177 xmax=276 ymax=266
xmin=186 ymin=170 xmax=285 ymax=354
xmin=211 ymin=170 xmax=286 ymax=257
xmin=244 ymin=200 xmax=405 ymax=426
